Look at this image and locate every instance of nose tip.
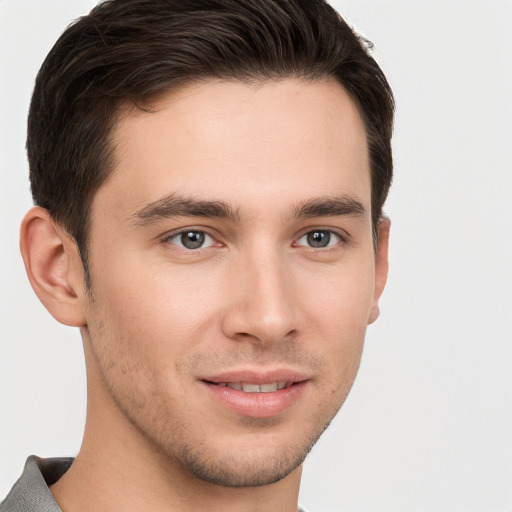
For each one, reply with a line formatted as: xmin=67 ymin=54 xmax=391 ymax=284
xmin=222 ymin=296 xmax=298 ymax=345
xmin=221 ymin=258 xmax=299 ymax=345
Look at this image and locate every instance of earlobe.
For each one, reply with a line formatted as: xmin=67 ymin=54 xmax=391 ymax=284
xmin=20 ymin=206 xmax=87 ymax=327
xmin=368 ymin=217 xmax=390 ymax=325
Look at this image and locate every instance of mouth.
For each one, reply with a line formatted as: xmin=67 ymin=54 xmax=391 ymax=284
xmin=199 ymin=370 xmax=309 ymax=418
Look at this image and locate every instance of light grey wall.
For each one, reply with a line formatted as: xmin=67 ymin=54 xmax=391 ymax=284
xmin=1 ymin=1 xmax=511 ymax=510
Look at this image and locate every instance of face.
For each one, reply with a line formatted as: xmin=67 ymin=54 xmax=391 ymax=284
xmin=81 ymin=78 xmax=388 ymax=487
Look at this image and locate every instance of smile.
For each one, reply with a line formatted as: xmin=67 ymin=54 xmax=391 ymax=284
xmin=200 ymin=371 xmax=309 ymax=418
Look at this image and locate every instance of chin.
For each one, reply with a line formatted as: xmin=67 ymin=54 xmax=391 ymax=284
xmin=164 ymin=416 xmax=334 ymax=488
xmin=176 ymin=444 xmax=307 ymax=488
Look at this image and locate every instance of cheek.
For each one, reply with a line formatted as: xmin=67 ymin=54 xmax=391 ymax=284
xmin=306 ymin=256 xmax=376 ymax=326
xmin=88 ymin=257 xmax=224 ymax=361
xmin=304 ymin=260 xmax=375 ymax=389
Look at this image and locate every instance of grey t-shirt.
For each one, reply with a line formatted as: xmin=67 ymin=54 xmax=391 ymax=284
xmin=1 ymin=456 xmax=309 ymax=511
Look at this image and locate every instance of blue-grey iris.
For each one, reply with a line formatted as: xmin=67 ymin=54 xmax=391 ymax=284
xmin=181 ymin=231 xmax=205 ymax=249
xmin=307 ymin=231 xmax=331 ymax=248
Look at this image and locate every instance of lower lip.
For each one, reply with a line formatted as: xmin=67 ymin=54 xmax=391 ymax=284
xmin=201 ymin=381 xmax=308 ymax=418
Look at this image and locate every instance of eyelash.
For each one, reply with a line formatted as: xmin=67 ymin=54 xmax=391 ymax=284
xmin=162 ymin=228 xmax=347 ymax=252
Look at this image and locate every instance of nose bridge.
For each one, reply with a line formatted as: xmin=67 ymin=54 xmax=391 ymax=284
xmin=223 ymin=242 xmax=298 ymax=343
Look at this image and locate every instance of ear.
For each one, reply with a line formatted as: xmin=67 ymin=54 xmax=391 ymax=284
xmin=368 ymin=217 xmax=391 ymax=325
xmin=20 ymin=206 xmax=87 ymax=327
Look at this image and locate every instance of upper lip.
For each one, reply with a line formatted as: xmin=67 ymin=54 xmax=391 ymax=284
xmin=199 ymin=368 xmax=310 ymax=385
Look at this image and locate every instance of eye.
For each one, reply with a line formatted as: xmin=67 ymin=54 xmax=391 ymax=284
xmin=166 ymin=230 xmax=216 ymax=250
xmin=295 ymin=230 xmax=342 ymax=249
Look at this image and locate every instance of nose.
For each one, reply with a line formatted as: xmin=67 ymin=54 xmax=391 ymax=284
xmin=221 ymin=249 xmax=299 ymax=345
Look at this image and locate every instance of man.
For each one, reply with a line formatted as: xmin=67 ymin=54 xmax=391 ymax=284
xmin=1 ymin=0 xmax=394 ymax=510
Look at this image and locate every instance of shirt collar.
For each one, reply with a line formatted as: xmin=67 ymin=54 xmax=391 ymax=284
xmin=0 ymin=455 xmax=73 ymax=512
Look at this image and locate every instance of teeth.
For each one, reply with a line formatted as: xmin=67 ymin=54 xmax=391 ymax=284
xmin=218 ymin=382 xmax=291 ymax=393
xmin=260 ymin=383 xmax=278 ymax=392
xmin=242 ymin=383 xmax=261 ymax=393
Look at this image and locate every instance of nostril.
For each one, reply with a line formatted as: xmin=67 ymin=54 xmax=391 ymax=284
xmin=284 ymin=329 xmax=297 ymax=340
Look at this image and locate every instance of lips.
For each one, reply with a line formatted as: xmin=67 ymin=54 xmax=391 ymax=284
xmin=199 ymin=369 xmax=309 ymax=418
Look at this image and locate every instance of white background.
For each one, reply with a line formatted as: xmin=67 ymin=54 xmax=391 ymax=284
xmin=1 ymin=1 xmax=511 ymax=510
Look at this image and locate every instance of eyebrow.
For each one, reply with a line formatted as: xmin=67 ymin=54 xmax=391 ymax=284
xmin=131 ymin=192 xmax=366 ymax=226
xmin=292 ymin=195 xmax=367 ymax=220
xmin=131 ymin=193 xmax=240 ymax=225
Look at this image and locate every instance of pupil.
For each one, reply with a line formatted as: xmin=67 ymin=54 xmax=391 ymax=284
xmin=307 ymin=231 xmax=330 ymax=248
xmin=181 ymin=231 xmax=205 ymax=249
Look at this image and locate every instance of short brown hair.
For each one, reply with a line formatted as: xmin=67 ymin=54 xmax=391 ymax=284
xmin=27 ymin=0 xmax=394 ymax=277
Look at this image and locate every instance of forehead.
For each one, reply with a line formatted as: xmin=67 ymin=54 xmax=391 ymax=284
xmin=100 ymin=78 xmax=370 ymax=218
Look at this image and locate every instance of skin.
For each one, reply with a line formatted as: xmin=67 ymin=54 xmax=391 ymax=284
xmin=20 ymin=78 xmax=389 ymax=512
